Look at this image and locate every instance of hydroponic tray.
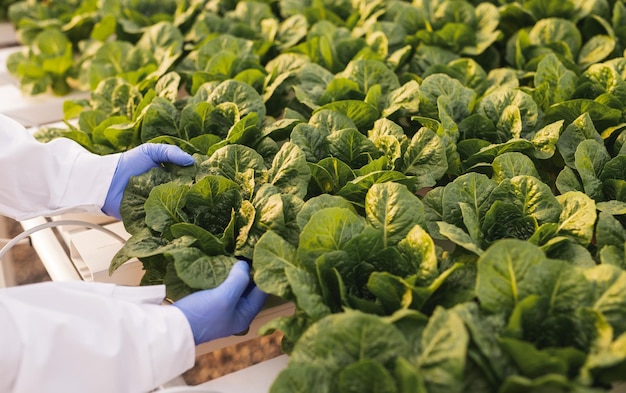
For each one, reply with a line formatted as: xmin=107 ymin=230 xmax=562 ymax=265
xmin=0 ymin=46 xmax=89 ymax=127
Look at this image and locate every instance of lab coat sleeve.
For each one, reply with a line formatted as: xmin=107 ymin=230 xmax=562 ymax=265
xmin=0 ymin=113 xmax=120 ymax=221
xmin=0 ymin=281 xmax=196 ymax=393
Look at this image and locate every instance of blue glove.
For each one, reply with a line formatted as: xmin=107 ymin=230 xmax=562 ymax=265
xmin=173 ymin=261 xmax=269 ymax=345
xmin=102 ymin=143 xmax=194 ymax=220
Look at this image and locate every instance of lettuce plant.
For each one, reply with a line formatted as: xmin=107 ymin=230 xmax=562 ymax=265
xmin=6 ymin=28 xmax=75 ymax=95
xmin=7 ymin=0 xmax=100 ymax=45
xmin=0 ymin=0 xmax=18 ymax=20
xmin=109 ymin=141 xmax=310 ymax=300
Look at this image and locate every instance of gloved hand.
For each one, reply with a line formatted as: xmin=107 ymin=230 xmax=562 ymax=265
xmin=173 ymin=261 xmax=269 ymax=345
xmin=102 ymin=143 xmax=194 ymax=220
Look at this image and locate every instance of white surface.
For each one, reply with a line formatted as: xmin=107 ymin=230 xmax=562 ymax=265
xmin=196 ymin=355 xmax=288 ymax=393
xmin=0 ymin=83 xmax=89 ymax=127
xmin=0 ymin=23 xmax=17 ymax=47
xmin=160 ymin=388 xmax=221 ymax=393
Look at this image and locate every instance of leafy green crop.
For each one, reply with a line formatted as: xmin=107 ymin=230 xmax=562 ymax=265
xmin=0 ymin=0 xmax=18 ymax=21
xmin=6 ymin=0 xmax=626 ymax=391
xmin=109 ymin=141 xmax=310 ymax=300
xmin=7 ymin=0 xmax=100 ymax=45
xmin=6 ymin=27 xmax=75 ymax=95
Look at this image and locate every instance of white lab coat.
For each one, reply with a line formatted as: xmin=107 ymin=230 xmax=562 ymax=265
xmin=0 ymin=114 xmax=195 ymax=392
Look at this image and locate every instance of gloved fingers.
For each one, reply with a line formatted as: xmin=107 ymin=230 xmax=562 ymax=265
xmin=216 ymin=260 xmax=251 ymax=301
xmin=243 ymin=286 xmax=268 ymax=315
xmin=144 ymin=143 xmax=194 ymax=166
xmin=232 ymin=286 xmax=268 ymax=333
xmin=241 ymin=278 xmax=257 ymax=297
